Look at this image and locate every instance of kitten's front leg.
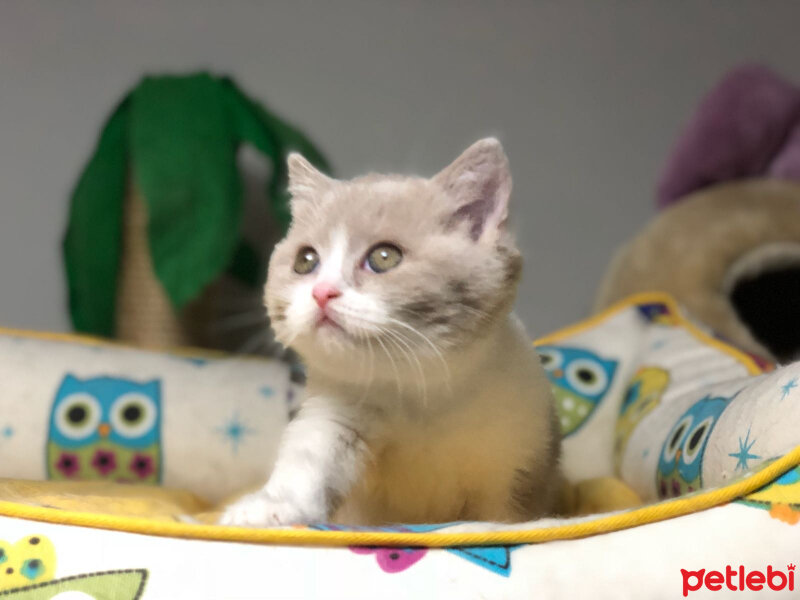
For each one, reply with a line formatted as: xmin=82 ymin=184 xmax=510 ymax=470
xmin=220 ymin=401 xmax=367 ymax=527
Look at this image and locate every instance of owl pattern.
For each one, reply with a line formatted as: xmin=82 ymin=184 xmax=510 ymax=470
xmin=536 ymin=345 xmax=619 ymax=436
xmin=614 ymin=366 xmax=670 ymax=472
xmin=0 ymin=535 xmax=56 ymax=591
xmin=46 ymin=374 xmax=162 ymax=483
xmin=656 ymin=394 xmax=732 ymax=499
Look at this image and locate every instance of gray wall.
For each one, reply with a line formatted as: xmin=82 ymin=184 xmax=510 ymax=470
xmin=2 ymin=1 xmax=800 ymax=337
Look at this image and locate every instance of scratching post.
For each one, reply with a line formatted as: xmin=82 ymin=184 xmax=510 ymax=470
xmin=115 ymin=182 xmax=190 ymax=349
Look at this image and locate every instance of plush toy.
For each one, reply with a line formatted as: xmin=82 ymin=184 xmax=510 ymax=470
xmin=595 ymin=65 xmax=800 ymax=363
xmin=63 ymin=73 xmax=329 ymax=350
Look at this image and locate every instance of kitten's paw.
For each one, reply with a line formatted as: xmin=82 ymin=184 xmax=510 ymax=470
xmin=219 ymin=493 xmax=317 ymax=528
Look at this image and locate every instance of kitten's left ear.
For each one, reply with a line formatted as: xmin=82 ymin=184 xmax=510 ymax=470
xmin=287 ymin=153 xmax=333 ymax=201
xmin=433 ymin=137 xmax=512 ymax=242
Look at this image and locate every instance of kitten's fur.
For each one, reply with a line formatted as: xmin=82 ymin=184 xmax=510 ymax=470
xmin=220 ymin=138 xmax=561 ymax=526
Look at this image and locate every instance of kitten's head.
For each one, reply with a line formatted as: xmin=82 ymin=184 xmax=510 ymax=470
xmin=266 ymin=138 xmax=522 ymax=381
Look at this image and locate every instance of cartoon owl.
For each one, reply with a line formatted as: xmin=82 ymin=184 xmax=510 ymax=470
xmin=47 ymin=375 xmax=162 ymax=483
xmin=0 ymin=535 xmax=56 ymax=591
xmin=656 ymin=394 xmax=730 ymax=499
xmin=614 ymin=366 xmax=670 ymax=471
xmin=536 ymin=345 xmax=618 ymax=436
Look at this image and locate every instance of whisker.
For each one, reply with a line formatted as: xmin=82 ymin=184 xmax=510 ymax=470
xmin=355 ymin=327 xmax=375 ymax=407
xmin=387 ymin=317 xmax=451 ymax=396
xmin=313 ymin=304 xmax=457 ymax=405
xmin=383 ymin=327 xmax=427 ymax=407
xmin=375 ymin=334 xmax=403 ymax=398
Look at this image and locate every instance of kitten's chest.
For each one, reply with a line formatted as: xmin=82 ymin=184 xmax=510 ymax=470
xmin=335 ymin=394 xmax=534 ymax=524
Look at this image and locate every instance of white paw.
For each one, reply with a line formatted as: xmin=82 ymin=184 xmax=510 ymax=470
xmin=219 ymin=492 xmax=318 ymax=528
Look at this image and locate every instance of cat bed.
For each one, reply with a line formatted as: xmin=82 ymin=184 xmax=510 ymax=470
xmin=0 ymin=292 xmax=798 ymax=599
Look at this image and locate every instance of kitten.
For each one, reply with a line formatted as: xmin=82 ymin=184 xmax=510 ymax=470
xmin=220 ymin=138 xmax=561 ymax=526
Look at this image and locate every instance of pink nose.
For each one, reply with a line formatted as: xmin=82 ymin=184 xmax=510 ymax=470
xmin=312 ymin=283 xmax=341 ymax=308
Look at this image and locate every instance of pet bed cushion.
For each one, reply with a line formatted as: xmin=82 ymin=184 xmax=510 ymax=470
xmin=0 ymin=329 xmax=294 ymax=503
xmin=0 ymin=294 xmax=797 ymax=599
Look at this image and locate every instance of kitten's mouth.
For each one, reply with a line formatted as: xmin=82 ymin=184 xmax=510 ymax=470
xmin=315 ymin=311 xmax=344 ymax=331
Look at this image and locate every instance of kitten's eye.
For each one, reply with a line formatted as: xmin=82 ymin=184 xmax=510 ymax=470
xmin=365 ymin=243 xmax=403 ymax=273
xmin=294 ymin=247 xmax=319 ymax=275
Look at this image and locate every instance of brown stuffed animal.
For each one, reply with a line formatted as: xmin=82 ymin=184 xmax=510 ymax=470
xmin=595 ymin=66 xmax=800 ymax=363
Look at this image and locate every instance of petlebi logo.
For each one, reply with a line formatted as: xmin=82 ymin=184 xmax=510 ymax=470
xmin=681 ymin=564 xmax=795 ymax=596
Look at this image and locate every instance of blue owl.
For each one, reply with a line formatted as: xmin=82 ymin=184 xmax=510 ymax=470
xmin=46 ymin=375 xmax=162 ymax=483
xmin=536 ymin=345 xmax=618 ymax=436
xmin=656 ymin=394 xmax=731 ymax=499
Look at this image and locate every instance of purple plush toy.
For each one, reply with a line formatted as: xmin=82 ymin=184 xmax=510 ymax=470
xmin=596 ymin=65 xmax=800 ymax=363
xmin=658 ymin=64 xmax=800 ymax=209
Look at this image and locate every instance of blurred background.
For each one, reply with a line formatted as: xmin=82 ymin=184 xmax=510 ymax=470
xmin=1 ymin=1 xmax=799 ymax=350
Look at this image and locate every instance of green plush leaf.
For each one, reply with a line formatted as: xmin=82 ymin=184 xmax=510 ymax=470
xmin=222 ymin=77 xmax=331 ymax=233
xmin=130 ymin=73 xmax=244 ymax=309
xmin=63 ymin=97 xmax=130 ymax=337
xmin=65 ymin=72 xmax=331 ymax=328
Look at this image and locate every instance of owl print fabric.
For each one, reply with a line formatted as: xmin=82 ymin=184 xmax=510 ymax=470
xmin=47 ymin=375 xmax=162 ymax=483
xmin=536 ymin=345 xmax=618 ymax=436
xmin=0 ymin=297 xmax=799 ymax=598
xmin=2 ymin=293 xmax=799 ymax=510
xmin=536 ymin=294 xmax=800 ymax=505
xmin=654 ymin=393 xmax=732 ymax=498
xmin=0 ymin=330 xmax=292 ymax=503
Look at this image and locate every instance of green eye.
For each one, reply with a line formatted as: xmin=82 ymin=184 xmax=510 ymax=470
xmin=366 ymin=243 xmax=403 ymax=273
xmin=293 ymin=247 xmax=319 ymax=275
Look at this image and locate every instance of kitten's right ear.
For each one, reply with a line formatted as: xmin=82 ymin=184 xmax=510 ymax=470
xmin=287 ymin=153 xmax=332 ymax=201
xmin=433 ymin=138 xmax=512 ymax=243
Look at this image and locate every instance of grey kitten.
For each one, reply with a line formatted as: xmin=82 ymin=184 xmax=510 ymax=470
xmin=221 ymin=138 xmax=561 ymax=526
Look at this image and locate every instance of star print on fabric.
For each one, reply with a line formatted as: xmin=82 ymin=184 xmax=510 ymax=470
xmin=450 ymin=544 xmax=521 ymax=575
xmin=215 ymin=413 xmax=256 ymax=454
xmin=259 ymin=386 xmax=274 ymax=398
xmin=1 ymin=426 xmax=13 ymax=439
xmin=779 ymin=377 xmax=798 ymax=401
xmin=729 ymin=428 xmax=760 ymax=471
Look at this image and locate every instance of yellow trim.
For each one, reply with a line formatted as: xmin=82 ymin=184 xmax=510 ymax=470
xmin=0 ymin=444 xmax=794 ymax=547
xmin=534 ymin=291 xmax=764 ymax=375
xmin=0 ymin=293 xmax=781 ymax=546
